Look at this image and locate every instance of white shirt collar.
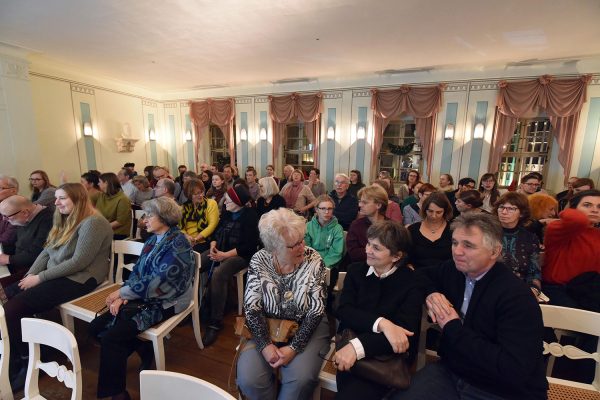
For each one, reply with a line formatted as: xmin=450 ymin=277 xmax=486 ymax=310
xmin=366 ymin=265 xmax=398 ymax=279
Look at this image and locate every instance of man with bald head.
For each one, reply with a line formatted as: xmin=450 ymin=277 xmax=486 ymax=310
xmin=0 ymin=195 xmax=53 ymax=287
xmin=0 ymin=175 xmax=20 ymax=254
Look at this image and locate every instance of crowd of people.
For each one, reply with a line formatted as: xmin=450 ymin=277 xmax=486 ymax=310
xmin=0 ymin=163 xmax=598 ymax=399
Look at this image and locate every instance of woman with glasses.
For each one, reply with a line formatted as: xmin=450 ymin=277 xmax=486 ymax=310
xmin=280 ymin=169 xmax=317 ymax=217
xmin=180 ymin=179 xmax=219 ymax=253
xmin=3 ymin=183 xmax=113 ymax=391
xmin=494 ymin=192 xmax=542 ymax=294
xmin=305 ymin=195 xmax=345 ymax=271
xmin=29 ymin=170 xmax=56 ymax=208
xmin=237 ymin=208 xmax=328 ymax=400
xmin=201 ymin=184 xmax=259 ymax=346
xmin=90 ymin=197 xmax=195 ymax=400
xmin=398 ymin=169 xmax=421 ymax=202
xmin=478 ymin=173 xmax=501 ymax=213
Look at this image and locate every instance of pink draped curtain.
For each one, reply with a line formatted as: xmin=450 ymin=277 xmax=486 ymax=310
xmin=490 ymin=75 xmax=591 ymax=182
xmin=269 ymin=93 xmax=323 ymax=167
xmin=189 ymin=98 xmax=235 ymax=167
xmin=371 ymin=85 xmax=444 ymax=179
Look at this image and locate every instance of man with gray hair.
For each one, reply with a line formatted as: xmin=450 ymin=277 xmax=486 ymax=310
xmin=0 ymin=195 xmax=53 ymax=287
xmin=0 ymin=175 xmax=20 ymax=254
xmin=329 ymin=173 xmax=359 ymax=231
xmin=393 ymin=213 xmax=547 ymax=400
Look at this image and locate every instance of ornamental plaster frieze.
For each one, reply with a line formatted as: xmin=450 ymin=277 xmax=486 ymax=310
xmin=443 ymin=83 xmax=468 ymax=92
xmin=589 ymin=74 xmax=600 ymax=85
xmin=352 ymin=90 xmax=371 ymax=98
xmin=71 ymin=84 xmax=95 ymax=95
xmin=235 ymin=98 xmax=252 ymax=104
xmin=164 ymin=102 xmax=177 ymax=108
xmin=323 ymin=92 xmax=343 ymax=99
xmin=180 ymin=102 xmax=190 ymax=108
xmin=255 ymin=97 xmax=269 ymax=103
xmin=469 ymin=81 xmax=499 ymax=91
xmin=0 ymin=57 xmax=29 ymax=80
xmin=142 ymin=99 xmax=157 ymax=108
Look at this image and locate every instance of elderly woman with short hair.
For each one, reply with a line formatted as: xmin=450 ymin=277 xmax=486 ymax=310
xmin=131 ymin=175 xmax=154 ymax=206
xmin=237 ymin=208 xmax=329 ymax=400
xmin=180 ymin=179 xmax=219 ymax=253
xmin=256 ymin=176 xmax=286 ymax=218
xmin=90 ymin=197 xmax=195 ymax=400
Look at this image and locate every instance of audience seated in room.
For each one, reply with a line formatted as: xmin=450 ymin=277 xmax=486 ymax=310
xmin=393 ymin=213 xmax=548 ymax=400
xmin=372 ymin=179 xmax=402 ymax=222
xmin=180 ymin=179 xmax=219 ymax=253
xmin=347 ymin=169 xmax=365 ymax=199
xmin=280 ymin=169 xmax=317 ymax=217
xmin=329 ymin=173 xmax=359 ymax=231
xmin=256 ymin=176 xmax=286 ymax=219
xmin=29 ymin=169 xmax=56 ymax=208
xmin=347 ymin=185 xmax=388 ymax=264
xmin=96 ymin=172 xmax=132 ymax=240
xmin=304 ymin=194 xmax=345 ymax=270
xmin=402 ymin=183 xmax=435 ymax=226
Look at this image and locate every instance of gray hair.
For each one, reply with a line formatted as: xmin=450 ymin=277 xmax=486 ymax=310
xmin=259 ymin=208 xmax=306 ymax=253
xmin=450 ymin=213 xmax=503 ymax=251
xmin=158 ymin=178 xmax=176 ymax=195
xmin=335 ymin=173 xmax=349 ymax=183
xmin=132 ymin=175 xmax=150 ymax=188
xmin=142 ymin=197 xmax=182 ymax=227
xmin=258 ymin=177 xmax=280 ymax=198
xmin=0 ymin=174 xmax=19 ymax=191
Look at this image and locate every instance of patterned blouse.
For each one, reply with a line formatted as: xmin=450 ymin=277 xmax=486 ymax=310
xmin=244 ymin=247 xmax=326 ymax=353
xmin=501 ymin=226 xmax=541 ymax=285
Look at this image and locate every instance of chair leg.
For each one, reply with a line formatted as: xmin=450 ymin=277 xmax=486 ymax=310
xmin=312 ymin=383 xmax=322 ymax=400
xmin=192 ymin=308 xmax=204 ymax=349
xmin=60 ymin=310 xmax=75 ymax=334
xmin=237 ymin=273 xmax=244 ymax=315
xmin=152 ymin=338 xmax=166 ymax=371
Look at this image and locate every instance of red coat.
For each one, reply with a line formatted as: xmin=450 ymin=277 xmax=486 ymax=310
xmin=543 ymin=208 xmax=600 ymax=285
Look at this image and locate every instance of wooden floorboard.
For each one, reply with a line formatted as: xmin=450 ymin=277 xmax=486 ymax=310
xmin=12 ymin=308 xmax=336 ymax=400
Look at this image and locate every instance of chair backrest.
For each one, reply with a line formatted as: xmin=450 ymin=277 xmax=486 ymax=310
xmin=192 ymin=250 xmax=201 ymax=308
xmin=540 ymin=304 xmax=600 ymax=390
xmin=21 ymin=318 xmax=82 ymax=400
xmin=0 ymin=306 xmax=13 ymax=400
xmin=140 ymin=370 xmax=235 ymax=400
xmin=114 ymin=239 xmax=145 ymax=283
xmin=134 ymin=209 xmax=146 ymax=239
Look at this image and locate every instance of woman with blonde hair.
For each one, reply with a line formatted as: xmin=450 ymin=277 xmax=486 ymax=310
xmin=256 ymin=176 xmax=286 ymax=218
xmin=347 ymin=185 xmax=388 ymax=263
xmin=4 ymin=182 xmax=113 ymax=390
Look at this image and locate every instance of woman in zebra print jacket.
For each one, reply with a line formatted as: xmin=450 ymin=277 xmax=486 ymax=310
xmin=237 ymin=208 xmax=330 ymax=400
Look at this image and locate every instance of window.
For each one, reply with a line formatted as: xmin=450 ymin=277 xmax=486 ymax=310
xmin=284 ymin=120 xmax=314 ymax=174
xmin=209 ymin=124 xmax=236 ymax=167
xmin=378 ymin=117 xmax=422 ymax=182
xmin=497 ymin=118 xmax=552 ymax=187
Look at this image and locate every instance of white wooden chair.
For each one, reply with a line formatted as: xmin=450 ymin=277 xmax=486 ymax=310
xmin=234 ymin=268 xmax=247 ymax=315
xmin=21 ymin=318 xmax=81 ymax=400
xmin=138 ymin=250 xmax=204 ymax=370
xmin=540 ymin=304 xmax=600 ymax=399
xmin=59 ymin=240 xmax=142 ymax=333
xmin=140 ymin=370 xmax=235 ymax=400
xmin=0 ymin=305 xmax=13 ymax=400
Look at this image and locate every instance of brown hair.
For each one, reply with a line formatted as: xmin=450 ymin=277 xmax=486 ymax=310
xmin=29 ymin=170 xmax=53 ymax=194
xmin=183 ymin=178 xmax=205 ymax=200
xmin=366 ymin=220 xmax=412 ymax=260
xmin=457 ymin=190 xmax=483 ymax=209
xmin=372 ymin=179 xmax=395 ymax=199
xmin=420 ymin=191 xmax=453 ymax=220
xmin=46 ymin=183 xmax=95 ymax=248
xmin=493 ymin=192 xmax=530 ymax=224
xmin=99 ymin=172 xmax=122 ymax=196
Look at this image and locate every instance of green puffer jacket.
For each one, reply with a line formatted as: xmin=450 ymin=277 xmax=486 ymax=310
xmin=304 ymin=215 xmax=345 ymax=269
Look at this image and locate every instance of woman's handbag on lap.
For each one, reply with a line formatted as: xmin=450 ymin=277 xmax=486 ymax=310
xmin=234 ymin=316 xmax=298 ymax=343
xmin=335 ymin=328 xmax=411 ymax=389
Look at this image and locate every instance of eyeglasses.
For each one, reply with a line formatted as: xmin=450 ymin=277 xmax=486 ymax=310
xmin=0 ymin=186 xmax=15 ymax=190
xmin=2 ymin=209 xmax=22 ymax=220
xmin=523 ymin=182 xmax=540 ymax=187
xmin=498 ymin=205 xmax=519 ymax=213
xmin=29 ymin=178 xmax=43 ymax=181
xmin=334 ymin=180 xmax=348 ymax=186
xmin=317 ymin=207 xmax=334 ymax=212
xmin=286 ymin=239 xmax=304 ymax=250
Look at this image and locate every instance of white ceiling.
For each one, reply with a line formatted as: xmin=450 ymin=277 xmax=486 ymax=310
xmin=1 ymin=0 xmax=600 ymax=93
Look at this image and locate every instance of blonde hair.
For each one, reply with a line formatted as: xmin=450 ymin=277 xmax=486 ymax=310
xmin=258 ymin=177 xmax=280 ymax=198
xmin=46 ymin=183 xmax=95 ymax=248
xmin=358 ymin=185 xmax=388 ymax=215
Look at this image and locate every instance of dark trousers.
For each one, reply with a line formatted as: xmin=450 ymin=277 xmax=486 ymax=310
xmin=336 ymin=369 xmax=392 ymax=400
xmin=89 ymin=306 xmax=175 ymax=397
xmin=4 ymin=277 xmax=96 ymax=370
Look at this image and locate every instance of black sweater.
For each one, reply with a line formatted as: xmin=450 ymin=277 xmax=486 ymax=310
xmin=8 ymin=207 xmax=54 ymax=270
xmin=421 ymin=260 xmax=548 ymax=400
xmin=336 ymin=262 xmax=423 ymax=358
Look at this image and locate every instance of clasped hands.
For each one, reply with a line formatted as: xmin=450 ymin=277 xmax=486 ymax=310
xmin=261 ymin=344 xmax=296 ymax=368
xmin=105 ymin=288 xmax=128 ymax=316
xmin=425 ymin=292 xmax=460 ymax=329
xmin=208 ymin=241 xmax=228 ymax=262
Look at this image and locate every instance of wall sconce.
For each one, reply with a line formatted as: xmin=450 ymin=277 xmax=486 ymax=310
xmin=149 ymin=128 xmax=157 ymax=141
xmin=473 ymin=123 xmax=485 ymax=139
xmin=240 ymin=128 xmax=248 ymax=141
xmin=184 ymin=130 xmax=192 ymax=142
xmin=83 ymin=122 xmax=93 ymax=137
xmin=357 ymin=125 xmax=366 ymax=140
xmin=327 ymin=126 xmax=335 ymax=140
xmin=444 ymin=123 xmax=454 ymax=140
xmin=259 ymin=127 xmax=267 ymax=141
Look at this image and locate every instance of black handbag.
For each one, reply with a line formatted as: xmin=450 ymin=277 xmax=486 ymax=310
xmin=335 ymin=328 xmax=411 ymax=389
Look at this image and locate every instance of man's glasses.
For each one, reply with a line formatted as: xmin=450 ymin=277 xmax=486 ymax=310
xmin=2 ymin=209 xmax=22 ymax=220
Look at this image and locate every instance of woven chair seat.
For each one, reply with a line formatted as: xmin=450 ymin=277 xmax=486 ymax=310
xmin=548 ymin=382 xmax=600 ymax=400
xmin=70 ymin=283 xmax=121 ymax=314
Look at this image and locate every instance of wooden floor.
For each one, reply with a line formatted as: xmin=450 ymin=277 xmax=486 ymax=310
xmin=12 ymin=308 xmax=336 ymax=400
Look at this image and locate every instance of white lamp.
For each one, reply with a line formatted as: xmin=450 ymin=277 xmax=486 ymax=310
xmin=259 ymin=127 xmax=267 ymax=141
xmin=240 ymin=128 xmax=247 ymax=141
xmin=184 ymin=130 xmax=192 ymax=141
xmin=149 ymin=128 xmax=157 ymax=141
xmin=444 ymin=123 xmax=454 ymax=140
xmin=473 ymin=123 xmax=485 ymax=139
xmin=357 ymin=125 xmax=366 ymax=139
xmin=327 ymin=126 xmax=335 ymax=140
xmin=83 ymin=122 xmax=93 ymax=137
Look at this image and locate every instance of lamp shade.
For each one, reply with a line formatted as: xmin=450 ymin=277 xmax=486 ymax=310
xmin=259 ymin=127 xmax=267 ymax=141
xmin=473 ymin=123 xmax=485 ymax=139
xmin=83 ymin=122 xmax=93 ymax=137
xmin=444 ymin=123 xmax=454 ymax=140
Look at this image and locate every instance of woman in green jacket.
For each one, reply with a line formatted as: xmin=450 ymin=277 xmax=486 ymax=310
xmin=96 ymin=172 xmax=132 ymax=239
xmin=304 ymin=194 xmax=345 ymax=270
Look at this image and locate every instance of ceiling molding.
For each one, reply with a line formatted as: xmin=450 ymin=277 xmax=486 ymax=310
xmin=70 ymin=84 xmax=94 ymax=95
